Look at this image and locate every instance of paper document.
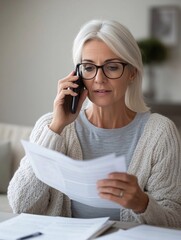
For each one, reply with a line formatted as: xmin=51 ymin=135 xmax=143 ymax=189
xmin=97 ymin=225 xmax=181 ymax=240
xmin=22 ymin=140 xmax=127 ymax=209
xmin=0 ymin=213 xmax=114 ymax=240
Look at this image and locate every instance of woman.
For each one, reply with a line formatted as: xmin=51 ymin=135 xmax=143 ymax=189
xmin=8 ymin=19 xmax=181 ymax=228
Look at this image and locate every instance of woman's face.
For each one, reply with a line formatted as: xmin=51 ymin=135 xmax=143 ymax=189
xmin=81 ymin=39 xmax=135 ymax=109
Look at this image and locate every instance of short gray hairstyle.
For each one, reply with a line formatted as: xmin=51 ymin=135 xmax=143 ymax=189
xmin=73 ymin=19 xmax=149 ymax=112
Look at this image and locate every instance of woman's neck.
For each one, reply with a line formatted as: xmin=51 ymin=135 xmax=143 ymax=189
xmin=85 ymin=104 xmax=136 ymax=129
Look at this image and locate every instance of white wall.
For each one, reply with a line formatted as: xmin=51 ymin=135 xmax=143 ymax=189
xmin=0 ymin=0 xmax=181 ymax=126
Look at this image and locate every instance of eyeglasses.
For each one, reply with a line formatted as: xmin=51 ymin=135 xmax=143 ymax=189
xmin=77 ymin=62 xmax=128 ymax=80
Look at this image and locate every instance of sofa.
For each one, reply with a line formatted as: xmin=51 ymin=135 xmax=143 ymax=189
xmin=0 ymin=122 xmax=32 ymax=212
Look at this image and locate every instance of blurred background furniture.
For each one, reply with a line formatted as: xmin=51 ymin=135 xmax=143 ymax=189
xmin=149 ymin=102 xmax=181 ymax=133
xmin=0 ymin=123 xmax=32 ymax=212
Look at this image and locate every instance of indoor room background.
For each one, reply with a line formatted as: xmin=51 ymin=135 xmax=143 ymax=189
xmin=0 ymin=0 xmax=181 ymax=127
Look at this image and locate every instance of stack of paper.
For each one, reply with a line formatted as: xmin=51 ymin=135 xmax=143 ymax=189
xmin=0 ymin=213 xmax=114 ymax=240
xmin=22 ymin=140 xmax=127 ymax=209
xmin=97 ymin=224 xmax=181 ymax=240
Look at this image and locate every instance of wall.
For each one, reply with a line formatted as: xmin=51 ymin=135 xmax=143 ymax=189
xmin=0 ymin=0 xmax=181 ymax=126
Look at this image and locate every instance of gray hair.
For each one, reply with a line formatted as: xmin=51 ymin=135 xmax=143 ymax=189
xmin=73 ymin=19 xmax=149 ymax=112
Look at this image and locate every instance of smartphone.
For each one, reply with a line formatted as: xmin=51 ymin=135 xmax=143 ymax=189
xmin=70 ymin=66 xmax=84 ymax=114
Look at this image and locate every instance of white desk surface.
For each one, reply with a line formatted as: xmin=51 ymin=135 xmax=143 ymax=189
xmin=0 ymin=211 xmax=138 ymax=232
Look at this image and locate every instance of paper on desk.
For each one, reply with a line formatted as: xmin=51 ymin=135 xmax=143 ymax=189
xmin=0 ymin=213 xmax=112 ymax=240
xmin=97 ymin=225 xmax=181 ymax=240
xmin=21 ymin=140 xmax=127 ymax=209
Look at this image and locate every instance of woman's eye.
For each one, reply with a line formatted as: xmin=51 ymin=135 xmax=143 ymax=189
xmin=107 ymin=65 xmax=118 ymax=71
xmin=84 ymin=66 xmax=94 ymax=72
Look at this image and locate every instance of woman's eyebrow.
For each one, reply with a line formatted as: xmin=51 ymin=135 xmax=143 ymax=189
xmin=81 ymin=59 xmax=94 ymax=63
xmin=81 ymin=58 xmax=123 ymax=63
xmin=105 ymin=58 xmax=123 ymax=62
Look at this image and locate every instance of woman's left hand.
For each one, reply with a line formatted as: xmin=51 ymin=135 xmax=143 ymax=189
xmin=97 ymin=172 xmax=149 ymax=213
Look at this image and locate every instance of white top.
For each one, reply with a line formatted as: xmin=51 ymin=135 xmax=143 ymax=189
xmin=71 ymin=111 xmax=150 ymax=220
xmin=75 ymin=111 xmax=150 ymax=166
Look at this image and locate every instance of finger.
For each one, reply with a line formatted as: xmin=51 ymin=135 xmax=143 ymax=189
xmin=97 ymin=179 xmax=128 ymax=190
xmin=98 ymin=186 xmax=123 ymax=197
xmin=57 ymin=73 xmax=79 ymax=91
xmin=99 ymin=192 xmax=127 ymax=205
xmin=59 ymin=89 xmax=78 ymax=99
xmin=59 ymin=71 xmax=78 ymax=83
xmin=108 ymin=172 xmax=136 ymax=183
xmin=59 ymin=75 xmax=79 ymax=85
xmin=54 ymin=88 xmax=77 ymax=107
xmin=98 ymin=176 xmax=132 ymax=198
xmin=64 ymin=70 xmax=76 ymax=78
xmin=58 ymin=82 xmax=79 ymax=94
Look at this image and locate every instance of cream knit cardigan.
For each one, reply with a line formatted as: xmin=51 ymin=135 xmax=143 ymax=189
xmin=8 ymin=112 xmax=181 ymax=228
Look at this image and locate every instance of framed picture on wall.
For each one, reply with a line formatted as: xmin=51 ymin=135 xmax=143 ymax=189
xmin=150 ymin=6 xmax=180 ymax=47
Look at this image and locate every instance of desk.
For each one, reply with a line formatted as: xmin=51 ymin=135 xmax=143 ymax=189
xmin=0 ymin=211 xmax=139 ymax=237
xmin=0 ymin=212 xmax=17 ymax=223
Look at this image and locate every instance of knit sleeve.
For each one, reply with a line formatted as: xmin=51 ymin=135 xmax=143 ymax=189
xmin=133 ymin=115 xmax=181 ymax=227
xmin=7 ymin=113 xmax=67 ymax=215
xmin=30 ymin=112 xmax=65 ymax=150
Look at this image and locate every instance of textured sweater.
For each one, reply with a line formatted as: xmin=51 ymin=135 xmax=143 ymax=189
xmin=7 ymin=112 xmax=181 ymax=228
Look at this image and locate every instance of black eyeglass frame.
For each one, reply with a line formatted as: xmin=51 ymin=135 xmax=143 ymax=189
xmin=76 ymin=62 xmax=129 ymax=80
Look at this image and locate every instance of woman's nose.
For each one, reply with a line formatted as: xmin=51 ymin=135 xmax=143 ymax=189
xmin=94 ymin=68 xmax=107 ymax=83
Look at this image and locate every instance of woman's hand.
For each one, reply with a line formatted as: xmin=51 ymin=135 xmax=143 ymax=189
xmin=49 ymin=71 xmax=88 ymax=134
xmin=97 ymin=172 xmax=149 ymax=213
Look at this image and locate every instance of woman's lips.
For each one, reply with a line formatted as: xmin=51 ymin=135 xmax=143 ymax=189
xmin=94 ymin=89 xmax=111 ymax=93
xmin=93 ymin=89 xmax=112 ymax=95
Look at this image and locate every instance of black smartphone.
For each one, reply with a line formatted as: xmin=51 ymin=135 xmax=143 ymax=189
xmin=70 ymin=66 xmax=84 ymax=114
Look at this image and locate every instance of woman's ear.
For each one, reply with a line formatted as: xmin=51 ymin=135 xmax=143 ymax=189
xmin=129 ymin=67 xmax=137 ymax=83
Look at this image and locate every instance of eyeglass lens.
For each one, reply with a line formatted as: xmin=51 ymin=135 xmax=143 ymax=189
xmin=78 ymin=62 xmax=126 ymax=79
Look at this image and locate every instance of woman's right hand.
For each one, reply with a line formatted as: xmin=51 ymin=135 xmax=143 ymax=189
xmin=49 ymin=71 xmax=88 ymax=134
